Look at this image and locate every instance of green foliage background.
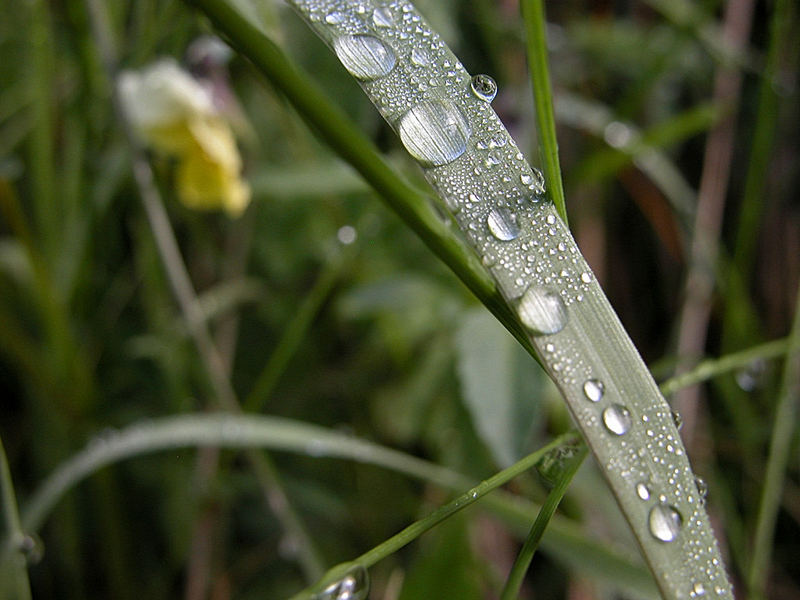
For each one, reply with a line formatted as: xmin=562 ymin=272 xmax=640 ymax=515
xmin=1 ymin=0 xmax=798 ymax=598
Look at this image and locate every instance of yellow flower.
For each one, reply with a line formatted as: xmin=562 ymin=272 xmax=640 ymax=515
xmin=118 ymin=59 xmax=250 ymax=216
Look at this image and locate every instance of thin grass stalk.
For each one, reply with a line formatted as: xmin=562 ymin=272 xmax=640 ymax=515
xmin=660 ymin=337 xmax=792 ymax=396
xmin=499 ymin=444 xmax=587 ymax=600
xmin=0 ymin=436 xmax=32 ymax=600
xmin=520 ymin=0 xmax=568 ymax=225
xmin=747 ymin=280 xmax=800 ymax=598
xmin=187 ymin=1 xmax=734 ymax=598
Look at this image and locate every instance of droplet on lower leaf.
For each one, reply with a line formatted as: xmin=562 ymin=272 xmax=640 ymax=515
xmin=648 ymin=503 xmax=683 ymax=542
xmin=397 ymin=100 xmax=471 ymax=167
xmin=602 ymin=404 xmax=632 ymax=435
xmin=17 ymin=533 xmax=44 ymax=566
xmin=582 ymin=378 xmax=605 ymax=402
xmin=486 ymin=207 xmax=520 ymax=241
xmin=470 ymin=74 xmax=497 ymax=102
xmin=315 ymin=563 xmax=369 ymax=600
xmin=517 ymin=287 xmax=568 ymax=336
xmin=333 ymin=35 xmax=396 ymax=80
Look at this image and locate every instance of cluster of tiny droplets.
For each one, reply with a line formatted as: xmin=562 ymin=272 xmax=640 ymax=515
xmin=287 ymin=1 xmax=733 ymax=598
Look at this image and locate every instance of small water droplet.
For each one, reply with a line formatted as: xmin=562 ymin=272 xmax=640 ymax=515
xmin=337 ymin=225 xmax=357 ymax=245
xmin=486 ymin=207 xmax=520 ymax=241
xmin=410 ymin=47 xmax=431 ymax=66
xmin=691 ymin=581 xmax=706 ymax=597
xmin=735 ymin=358 xmax=766 ymax=391
xmin=580 ymin=271 xmax=592 ymax=283
xmin=648 ymin=503 xmax=683 ymax=542
xmin=470 ymin=74 xmax=497 ymax=102
xmin=604 ymin=120 xmax=634 ymax=148
xmin=582 ymin=379 xmax=605 ymax=402
xmin=397 ymin=100 xmax=471 ymax=167
xmin=695 ymin=476 xmax=708 ymax=504
xmin=671 ymin=410 xmax=683 ymax=430
xmin=517 ymin=287 xmax=568 ymax=336
xmin=333 ymin=35 xmax=396 ymax=80
xmin=536 ymin=443 xmax=581 ymax=488
xmin=602 ymin=404 xmax=632 ymax=435
xmin=315 ymin=564 xmax=369 ymax=600
xmin=636 ymin=482 xmax=651 ymax=500
xmin=372 ymin=7 xmax=393 ymax=27
xmin=17 ymin=533 xmax=44 ymax=566
xmin=325 ymin=11 xmax=346 ymax=25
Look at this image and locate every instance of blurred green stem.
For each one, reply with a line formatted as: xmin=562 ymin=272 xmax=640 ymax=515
xmin=747 ymin=281 xmax=800 ymax=598
xmin=520 ymin=0 xmax=568 ymax=225
xmin=500 ymin=444 xmax=587 ymax=600
xmin=0 ymin=436 xmax=32 ymax=600
xmin=659 ymin=337 xmax=792 ymax=396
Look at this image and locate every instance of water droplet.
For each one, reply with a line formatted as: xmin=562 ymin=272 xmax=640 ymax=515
xmin=337 ymin=225 xmax=357 ymax=245
xmin=397 ymin=100 xmax=471 ymax=167
xmin=410 ymin=48 xmax=431 ymax=66
xmin=470 ymin=74 xmax=497 ymax=102
xmin=517 ymin=287 xmax=568 ymax=336
xmin=17 ymin=533 xmax=44 ymax=565
xmin=582 ymin=378 xmax=605 ymax=402
xmin=486 ymin=207 xmax=520 ymax=241
xmin=580 ymin=271 xmax=592 ymax=283
xmin=695 ymin=476 xmax=708 ymax=504
xmin=648 ymin=503 xmax=683 ymax=542
xmin=325 ymin=11 xmax=346 ymax=25
xmin=333 ymin=35 xmax=396 ymax=80
xmin=604 ymin=120 xmax=634 ymax=148
xmin=671 ymin=410 xmax=683 ymax=430
xmin=372 ymin=7 xmax=393 ymax=27
xmin=315 ymin=564 xmax=369 ymax=600
xmin=636 ymin=482 xmax=651 ymax=500
xmin=602 ymin=404 xmax=632 ymax=435
xmin=691 ymin=582 xmax=707 ymax=597
xmin=536 ymin=443 xmax=581 ymax=489
xmin=735 ymin=358 xmax=766 ymax=391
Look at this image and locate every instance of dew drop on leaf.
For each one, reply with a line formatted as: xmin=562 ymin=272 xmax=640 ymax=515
xmin=648 ymin=503 xmax=683 ymax=542
xmin=517 ymin=287 xmax=568 ymax=335
xmin=333 ymin=35 xmax=396 ymax=80
xmin=315 ymin=564 xmax=369 ymax=600
xmin=582 ymin=378 xmax=605 ymax=402
xmin=486 ymin=207 xmax=520 ymax=241
xmin=636 ymin=482 xmax=651 ymax=500
xmin=371 ymin=7 xmax=393 ymax=27
xmin=397 ymin=100 xmax=471 ymax=166
xmin=470 ymin=74 xmax=497 ymax=102
xmin=602 ymin=404 xmax=632 ymax=435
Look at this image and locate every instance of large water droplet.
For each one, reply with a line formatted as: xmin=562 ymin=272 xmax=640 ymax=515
xmin=325 ymin=11 xmax=346 ymax=25
xmin=397 ymin=100 xmax=471 ymax=167
xmin=470 ymin=74 xmax=497 ymax=102
xmin=517 ymin=287 xmax=568 ymax=336
xmin=648 ymin=503 xmax=683 ymax=542
xmin=602 ymin=404 xmax=632 ymax=435
xmin=582 ymin=378 xmax=605 ymax=402
xmin=536 ymin=443 xmax=581 ymax=489
xmin=410 ymin=48 xmax=431 ymax=66
xmin=487 ymin=207 xmax=520 ymax=241
xmin=691 ymin=582 xmax=707 ymax=597
xmin=333 ymin=35 xmax=396 ymax=80
xmin=315 ymin=564 xmax=369 ymax=600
